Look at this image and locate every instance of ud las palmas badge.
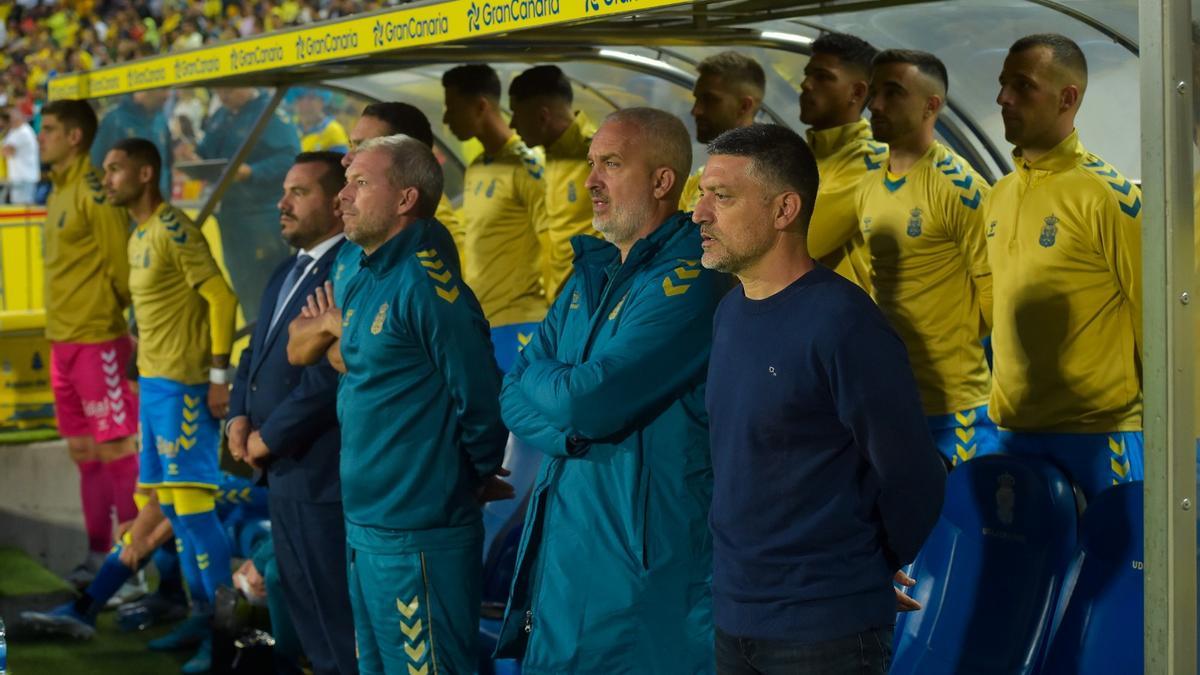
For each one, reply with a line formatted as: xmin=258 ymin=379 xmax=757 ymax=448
xmin=1039 ymin=214 xmax=1059 ymax=247
xmin=371 ymin=303 xmax=388 ymax=335
xmin=906 ymin=207 xmax=923 ymax=238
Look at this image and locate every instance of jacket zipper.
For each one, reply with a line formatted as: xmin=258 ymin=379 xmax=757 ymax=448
xmin=522 ymin=458 xmax=564 ymax=642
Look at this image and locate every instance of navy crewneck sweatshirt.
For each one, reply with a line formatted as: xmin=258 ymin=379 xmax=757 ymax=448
xmin=707 ymin=265 xmax=946 ymax=643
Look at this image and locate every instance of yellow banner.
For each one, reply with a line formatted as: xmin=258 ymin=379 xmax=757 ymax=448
xmin=49 ymin=0 xmax=689 ymax=101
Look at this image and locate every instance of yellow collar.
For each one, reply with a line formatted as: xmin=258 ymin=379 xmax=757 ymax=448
xmin=50 ymin=154 xmax=91 ymax=188
xmin=806 ymin=119 xmax=872 ymax=159
xmin=546 ymin=110 xmax=596 ymax=158
xmin=1013 ymin=129 xmax=1086 ymax=176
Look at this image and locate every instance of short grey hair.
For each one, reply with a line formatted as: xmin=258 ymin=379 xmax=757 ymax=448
xmin=356 ymin=134 xmax=444 ymax=219
xmin=603 ymin=107 xmax=693 ymax=202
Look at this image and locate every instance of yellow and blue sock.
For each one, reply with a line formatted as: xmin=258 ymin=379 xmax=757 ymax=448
xmin=158 ymin=488 xmax=211 ymax=614
xmin=173 ymin=487 xmax=233 ymax=605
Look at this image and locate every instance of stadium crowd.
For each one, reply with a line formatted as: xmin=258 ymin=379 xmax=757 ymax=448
xmin=0 ymin=0 xmax=383 ymax=202
xmin=1 ymin=0 xmax=381 ymax=106
xmin=13 ymin=20 xmax=1148 ymax=675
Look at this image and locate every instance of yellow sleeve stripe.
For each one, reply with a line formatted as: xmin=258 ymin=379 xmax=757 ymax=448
xmin=417 ymin=251 xmax=460 ymax=304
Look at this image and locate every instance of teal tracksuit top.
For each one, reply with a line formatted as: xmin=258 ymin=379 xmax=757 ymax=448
xmin=197 ymin=90 xmax=299 ymax=213
xmin=336 ymin=218 xmax=507 ymax=541
xmin=496 ymin=212 xmax=727 ymax=674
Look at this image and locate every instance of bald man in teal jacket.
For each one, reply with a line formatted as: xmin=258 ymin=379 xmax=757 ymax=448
xmin=496 ymin=211 xmax=724 ymax=674
xmin=494 ymin=106 xmax=727 ymax=675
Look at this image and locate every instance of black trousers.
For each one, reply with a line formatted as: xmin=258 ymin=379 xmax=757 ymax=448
xmin=715 ymin=626 xmax=893 ymax=675
xmin=269 ymin=495 xmax=358 ymax=675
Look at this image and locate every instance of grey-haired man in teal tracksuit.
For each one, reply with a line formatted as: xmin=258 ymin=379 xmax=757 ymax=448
xmin=306 ymin=133 xmax=509 ymax=675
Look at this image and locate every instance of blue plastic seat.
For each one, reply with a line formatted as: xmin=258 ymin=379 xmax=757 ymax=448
xmin=482 ymin=433 xmax=542 ymax=560
xmin=481 ymin=434 xmax=541 ymax=599
xmin=1039 ymin=481 xmax=1143 ymax=674
xmin=479 ymin=434 xmax=540 ymax=674
xmin=891 ymin=454 xmax=1079 ymax=675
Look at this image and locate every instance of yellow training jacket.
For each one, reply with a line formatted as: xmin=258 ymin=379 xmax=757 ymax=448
xmin=299 ymin=116 xmax=350 ymax=153
xmin=678 ymin=166 xmax=703 ymax=213
xmin=461 ymin=134 xmax=548 ymax=327
xmin=809 ymin=119 xmax=885 ymax=293
xmin=128 ymin=203 xmax=225 ymax=385
xmin=435 ymin=193 xmax=466 ymax=269
xmin=44 ymin=155 xmax=131 ymax=343
xmin=542 ymin=111 xmax=599 ymax=301
xmin=856 ymin=141 xmax=992 ymax=416
xmin=985 ymin=130 xmax=1142 ymax=433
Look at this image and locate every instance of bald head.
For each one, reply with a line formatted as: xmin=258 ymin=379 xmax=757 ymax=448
xmin=997 ymin=33 xmax=1088 ymax=159
xmin=586 ymin=107 xmax=692 ymax=255
xmin=1009 ymin=33 xmax=1088 ymax=95
xmin=602 ymin=107 xmax=693 ymax=203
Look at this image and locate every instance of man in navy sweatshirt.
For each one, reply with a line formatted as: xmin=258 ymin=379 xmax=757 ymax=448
xmin=696 ymin=123 xmax=946 ymax=674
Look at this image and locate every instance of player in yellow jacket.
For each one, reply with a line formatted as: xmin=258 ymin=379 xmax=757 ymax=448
xmin=857 ymin=50 xmax=995 ymax=465
xmin=294 ymin=88 xmax=349 ymax=153
xmin=986 ymin=34 xmax=1142 ymax=500
xmin=801 ymin=32 xmax=885 ymax=292
xmin=508 ymin=65 xmax=599 ymax=301
xmin=444 ymin=64 xmax=547 ymax=372
xmin=103 ymin=137 xmax=239 ymax=671
xmin=681 ymin=51 xmax=765 ymax=212
xmin=39 ymin=99 xmax=140 ymax=586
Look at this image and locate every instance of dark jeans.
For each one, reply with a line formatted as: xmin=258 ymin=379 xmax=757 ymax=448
xmin=715 ymin=626 xmax=893 ymax=675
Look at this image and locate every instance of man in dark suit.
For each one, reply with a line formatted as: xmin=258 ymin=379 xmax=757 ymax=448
xmin=226 ymin=151 xmax=356 ymax=674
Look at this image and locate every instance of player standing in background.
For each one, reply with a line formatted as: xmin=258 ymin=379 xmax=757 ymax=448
xmin=103 ymin=137 xmax=238 ymax=674
xmin=856 ymin=49 xmax=995 ymax=465
xmin=39 ymin=99 xmax=140 ymax=589
xmin=800 ymin=32 xmax=884 ymax=292
xmin=508 ymin=65 xmax=600 ymax=301
xmin=681 ymin=51 xmax=765 ymax=212
xmin=985 ymin=34 xmax=1144 ymax=499
xmin=443 ymin=64 xmax=548 ymax=372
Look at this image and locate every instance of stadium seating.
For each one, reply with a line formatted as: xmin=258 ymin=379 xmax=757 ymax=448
xmin=891 ymin=454 xmax=1079 ymax=675
xmin=1039 ymin=481 xmax=1144 ymax=674
xmin=481 ymin=434 xmax=541 ymax=594
xmin=478 ymin=434 xmax=539 ymax=675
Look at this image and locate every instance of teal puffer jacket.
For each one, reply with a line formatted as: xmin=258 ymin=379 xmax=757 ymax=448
xmin=495 ymin=212 xmax=727 ymax=674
